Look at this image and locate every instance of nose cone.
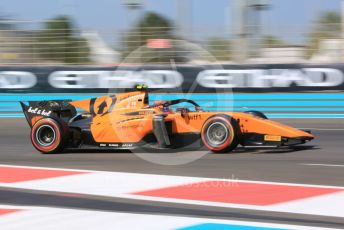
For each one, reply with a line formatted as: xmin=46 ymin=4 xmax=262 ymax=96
xmin=298 ymin=129 xmax=315 ymax=140
xmin=278 ymin=125 xmax=315 ymax=139
xmin=249 ymin=116 xmax=315 ymax=139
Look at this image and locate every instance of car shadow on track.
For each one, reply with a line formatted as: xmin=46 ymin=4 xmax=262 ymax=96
xmin=243 ymin=145 xmax=319 ymax=155
xmin=61 ymin=145 xmax=318 ymax=155
xmin=61 ymin=147 xmax=204 ymax=154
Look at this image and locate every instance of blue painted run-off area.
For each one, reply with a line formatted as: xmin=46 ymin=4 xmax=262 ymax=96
xmin=178 ymin=223 xmax=287 ymax=230
xmin=1 ymin=93 xmax=344 ymax=118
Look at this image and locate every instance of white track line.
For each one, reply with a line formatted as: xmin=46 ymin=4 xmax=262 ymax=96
xmin=297 ymin=128 xmax=344 ymax=131
xmin=1 ymin=164 xmax=344 ymax=189
xmin=0 ymin=205 xmax=337 ymax=230
xmin=2 ymin=164 xmax=344 ymax=218
xmin=301 ymin=163 xmax=344 ymax=168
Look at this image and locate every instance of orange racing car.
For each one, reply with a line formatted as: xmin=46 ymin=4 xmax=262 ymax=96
xmin=20 ymin=87 xmax=314 ymax=154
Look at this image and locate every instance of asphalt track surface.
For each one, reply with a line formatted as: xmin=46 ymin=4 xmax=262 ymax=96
xmin=1 ymin=118 xmax=344 ymax=228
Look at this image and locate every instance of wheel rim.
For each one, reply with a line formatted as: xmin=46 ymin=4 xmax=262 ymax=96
xmin=206 ymin=122 xmax=229 ymax=146
xmin=36 ymin=125 xmax=56 ymax=146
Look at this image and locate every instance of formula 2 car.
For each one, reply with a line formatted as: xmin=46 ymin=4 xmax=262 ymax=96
xmin=20 ymin=88 xmax=314 ymax=154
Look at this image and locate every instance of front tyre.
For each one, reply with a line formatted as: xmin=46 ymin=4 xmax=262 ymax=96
xmin=201 ymin=115 xmax=240 ymax=153
xmin=31 ymin=118 xmax=68 ymax=154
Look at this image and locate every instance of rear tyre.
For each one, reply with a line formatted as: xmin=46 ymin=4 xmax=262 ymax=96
xmin=244 ymin=110 xmax=268 ymax=119
xmin=201 ymin=115 xmax=240 ymax=153
xmin=31 ymin=118 xmax=68 ymax=154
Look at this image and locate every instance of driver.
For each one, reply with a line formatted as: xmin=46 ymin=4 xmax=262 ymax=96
xmin=152 ymin=100 xmax=171 ymax=113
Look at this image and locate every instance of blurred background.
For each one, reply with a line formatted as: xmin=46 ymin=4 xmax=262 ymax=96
xmin=0 ymin=0 xmax=342 ymax=65
xmin=1 ymin=0 xmax=344 ymax=119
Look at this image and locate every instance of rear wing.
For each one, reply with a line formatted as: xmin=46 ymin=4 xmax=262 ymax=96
xmin=20 ymin=100 xmax=76 ymax=127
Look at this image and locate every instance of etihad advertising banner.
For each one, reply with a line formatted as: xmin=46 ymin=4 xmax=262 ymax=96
xmin=1 ymin=64 xmax=344 ymax=93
